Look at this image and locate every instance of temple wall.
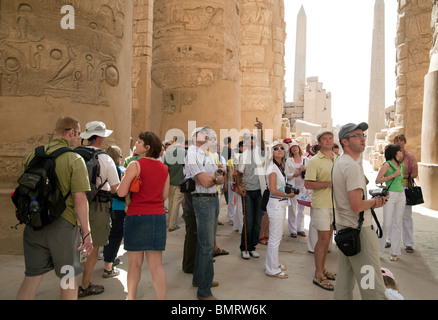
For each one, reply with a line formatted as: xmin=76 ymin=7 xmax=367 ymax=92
xmin=0 ymin=0 xmax=133 ymax=253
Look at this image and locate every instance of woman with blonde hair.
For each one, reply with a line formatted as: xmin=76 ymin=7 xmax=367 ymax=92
xmin=264 ymin=141 xmax=295 ymax=279
xmin=117 ymin=132 xmax=170 ymax=299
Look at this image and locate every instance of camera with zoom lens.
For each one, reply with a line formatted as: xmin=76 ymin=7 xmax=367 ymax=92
xmin=369 ymin=188 xmax=389 ymax=198
xmin=285 ymin=183 xmax=300 ymax=195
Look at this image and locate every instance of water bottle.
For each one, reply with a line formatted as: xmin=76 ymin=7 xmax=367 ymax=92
xmin=29 ymin=196 xmax=41 ymax=214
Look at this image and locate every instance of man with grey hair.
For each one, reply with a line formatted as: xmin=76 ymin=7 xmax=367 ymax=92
xmin=235 ymin=118 xmax=266 ymax=260
xmin=332 ymin=122 xmax=388 ymax=300
xmin=184 ymin=126 xmax=224 ymax=300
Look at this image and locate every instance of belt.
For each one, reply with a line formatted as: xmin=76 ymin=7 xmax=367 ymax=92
xmin=192 ymin=193 xmax=218 ymax=198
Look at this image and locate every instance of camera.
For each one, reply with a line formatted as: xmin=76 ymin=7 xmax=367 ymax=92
xmin=369 ymin=188 xmax=389 ymax=198
xmin=216 ymin=168 xmax=225 ymax=176
xmin=285 ymin=183 xmax=300 ymax=195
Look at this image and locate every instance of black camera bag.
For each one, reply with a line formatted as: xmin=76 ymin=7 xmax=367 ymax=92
xmin=180 ymin=177 xmax=195 ymax=193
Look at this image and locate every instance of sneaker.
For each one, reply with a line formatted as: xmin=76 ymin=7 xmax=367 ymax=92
xmin=241 ymin=251 xmax=250 ymax=259
xmin=249 ymin=250 xmax=259 ymax=258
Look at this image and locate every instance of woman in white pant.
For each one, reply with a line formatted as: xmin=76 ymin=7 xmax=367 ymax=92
xmin=376 ymin=144 xmax=405 ymax=261
xmin=285 ymin=140 xmax=307 ymax=238
xmin=264 ymin=141 xmax=295 ymax=278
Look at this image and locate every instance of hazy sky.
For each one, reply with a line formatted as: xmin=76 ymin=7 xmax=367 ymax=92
xmin=284 ymin=0 xmax=398 ymax=127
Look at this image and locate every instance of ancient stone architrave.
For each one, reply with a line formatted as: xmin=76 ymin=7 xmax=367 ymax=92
xmin=0 ymin=0 xmax=124 ymax=105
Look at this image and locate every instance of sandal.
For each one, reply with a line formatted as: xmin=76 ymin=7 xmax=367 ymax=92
xmin=279 ymin=264 xmax=287 ymax=271
xmin=406 ymin=246 xmax=414 ymax=253
xmin=258 ymin=237 xmax=268 ymax=245
xmin=390 ymin=255 xmax=398 ymax=261
xmin=267 ymin=271 xmax=288 ymax=279
xmin=323 ymin=269 xmax=336 ymax=281
xmin=78 ymin=283 xmax=104 ymax=298
xmin=213 ymin=248 xmax=229 ymax=257
xmin=313 ymin=276 xmax=334 ymax=291
xmin=290 ymin=233 xmax=297 ymax=238
xmin=297 ymin=231 xmax=306 ymax=237
xmin=103 ymin=267 xmax=120 ymax=278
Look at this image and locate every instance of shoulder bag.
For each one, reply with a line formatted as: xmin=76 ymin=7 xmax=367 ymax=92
xmin=129 ymin=161 xmax=142 ymax=193
xmin=404 ymin=174 xmax=424 ymax=206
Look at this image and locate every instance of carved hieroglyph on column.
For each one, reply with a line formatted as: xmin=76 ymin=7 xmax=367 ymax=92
xmin=419 ymin=0 xmax=438 ymax=210
xmin=151 ymin=0 xmax=241 ymax=137
xmin=393 ymin=1 xmax=432 ymax=159
xmin=240 ymin=0 xmax=285 ymax=139
xmin=0 ymin=0 xmax=124 ymax=105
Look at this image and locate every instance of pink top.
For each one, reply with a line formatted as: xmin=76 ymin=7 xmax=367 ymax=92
xmin=127 ymin=158 xmax=168 ymax=216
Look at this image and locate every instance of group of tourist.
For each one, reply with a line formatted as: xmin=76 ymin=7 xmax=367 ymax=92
xmin=16 ymin=115 xmax=415 ymax=300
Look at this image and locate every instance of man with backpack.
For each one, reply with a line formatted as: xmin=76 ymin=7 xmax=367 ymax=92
xmin=76 ymin=121 xmax=120 ymax=298
xmin=16 ymin=116 xmax=93 ymax=300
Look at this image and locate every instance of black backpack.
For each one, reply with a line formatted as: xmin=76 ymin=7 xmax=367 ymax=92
xmin=74 ymin=146 xmax=107 ymax=202
xmin=11 ymin=146 xmax=73 ymax=230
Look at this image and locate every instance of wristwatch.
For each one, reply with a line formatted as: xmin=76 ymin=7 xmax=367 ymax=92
xmin=213 ymin=176 xmax=217 ymax=184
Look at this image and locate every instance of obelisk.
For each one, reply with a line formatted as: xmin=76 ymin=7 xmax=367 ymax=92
xmin=294 ymin=5 xmax=306 ymax=104
xmin=367 ymin=0 xmax=385 ymax=145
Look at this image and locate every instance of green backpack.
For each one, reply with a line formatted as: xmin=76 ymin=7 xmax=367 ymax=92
xmin=11 ymin=146 xmax=73 ymax=230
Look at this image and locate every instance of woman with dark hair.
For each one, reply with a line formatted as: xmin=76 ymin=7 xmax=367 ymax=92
xmin=117 ymin=131 xmax=170 ymax=299
xmin=264 ymin=141 xmax=295 ymax=279
xmin=375 ymin=144 xmax=405 ymax=262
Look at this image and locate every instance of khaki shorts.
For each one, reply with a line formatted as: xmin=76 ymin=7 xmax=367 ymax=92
xmin=23 ymin=217 xmax=83 ymax=278
xmin=89 ymin=201 xmax=111 ymax=246
xmin=310 ymin=208 xmax=333 ymax=231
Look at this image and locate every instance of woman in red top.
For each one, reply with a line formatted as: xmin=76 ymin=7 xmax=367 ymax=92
xmin=117 ymin=131 xmax=169 ymax=300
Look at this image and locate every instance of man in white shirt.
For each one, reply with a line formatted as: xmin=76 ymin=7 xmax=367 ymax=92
xmin=184 ymin=126 xmax=224 ymax=300
xmin=235 ymin=118 xmax=267 ymax=259
xmin=77 ymin=121 xmax=120 ymax=298
xmin=332 ymin=122 xmax=388 ymax=300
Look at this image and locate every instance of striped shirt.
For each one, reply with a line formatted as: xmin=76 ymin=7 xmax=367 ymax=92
xmin=184 ymin=145 xmax=218 ymax=194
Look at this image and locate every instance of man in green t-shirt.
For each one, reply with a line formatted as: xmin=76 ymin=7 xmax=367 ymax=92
xmin=164 ymin=136 xmax=187 ymax=231
xmin=16 ymin=116 xmax=92 ymax=300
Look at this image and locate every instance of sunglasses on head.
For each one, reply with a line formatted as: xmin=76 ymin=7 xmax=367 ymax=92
xmin=273 ymin=146 xmax=284 ymax=151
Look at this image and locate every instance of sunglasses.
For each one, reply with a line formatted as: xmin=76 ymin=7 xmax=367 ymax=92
xmin=273 ymin=146 xmax=285 ymax=151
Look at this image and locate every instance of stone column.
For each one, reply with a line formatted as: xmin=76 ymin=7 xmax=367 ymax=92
xmin=0 ymin=0 xmax=133 ymax=253
xmin=368 ymin=0 xmax=385 ymax=146
xmin=393 ymin=0 xmax=432 ymax=159
xmin=151 ymin=0 xmax=241 ymax=140
xmin=419 ymin=0 xmax=438 ymax=210
xmin=240 ymin=0 xmax=286 ymax=139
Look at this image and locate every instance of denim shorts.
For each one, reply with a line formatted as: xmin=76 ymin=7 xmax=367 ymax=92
xmin=124 ymin=214 xmax=166 ymax=251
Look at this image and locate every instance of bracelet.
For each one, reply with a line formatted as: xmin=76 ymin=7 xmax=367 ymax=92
xmin=82 ymin=232 xmax=91 ymax=242
xmin=386 ymin=176 xmax=390 ymax=181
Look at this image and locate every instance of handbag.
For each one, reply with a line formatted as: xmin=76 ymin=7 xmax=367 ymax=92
xmin=180 ymin=177 xmax=195 ymax=193
xmin=261 ymin=188 xmax=270 ymax=211
xmin=129 ymin=161 xmax=142 ymax=193
xmin=405 ymin=175 xmax=424 ymax=206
